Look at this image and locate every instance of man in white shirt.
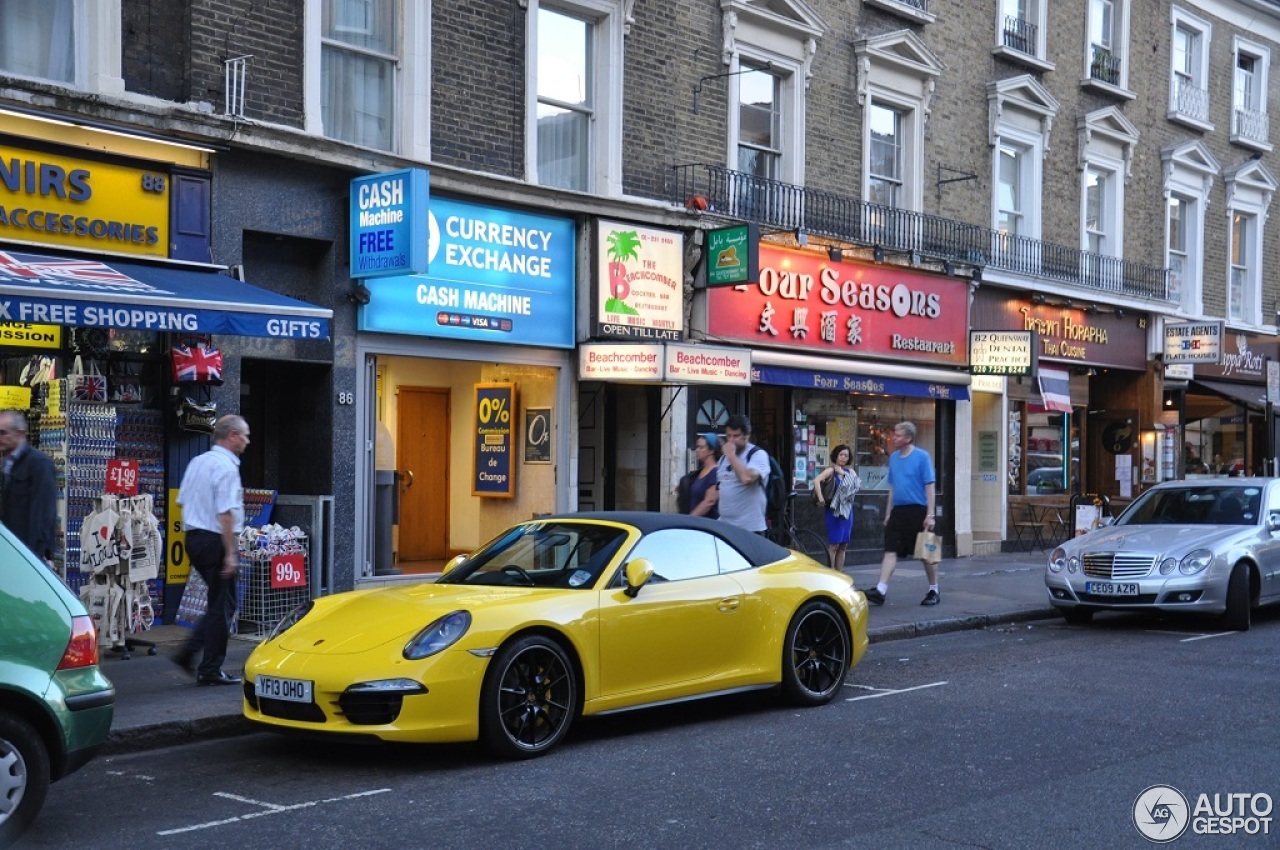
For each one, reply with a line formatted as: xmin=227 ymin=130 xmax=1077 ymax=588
xmin=172 ymin=415 xmax=249 ymax=685
xmin=716 ymin=414 xmax=771 ymax=533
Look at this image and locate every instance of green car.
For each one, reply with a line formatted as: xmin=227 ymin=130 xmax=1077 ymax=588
xmin=1 ymin=526 xmax=115 ymax=845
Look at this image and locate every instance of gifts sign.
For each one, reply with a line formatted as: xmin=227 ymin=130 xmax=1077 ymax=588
xmin=270 ymin=553 xmax=307 ymax=589
xmin=106 ymin=459 xmax=140 ymax=496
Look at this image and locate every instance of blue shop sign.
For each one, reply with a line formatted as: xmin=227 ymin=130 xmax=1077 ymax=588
xmin=350 ymin=168 xmax=429 ymax=278
xmin=753 ymin=365 xmax=970 ymax=401
xmin=358 ymin=197 xmax=575 ymax=348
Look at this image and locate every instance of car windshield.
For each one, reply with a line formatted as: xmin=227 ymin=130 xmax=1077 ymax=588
xmin=437 ymin=522 xmax=629 ymax=589
xmin=1117 ymin=486 xmax=1262 ymax=527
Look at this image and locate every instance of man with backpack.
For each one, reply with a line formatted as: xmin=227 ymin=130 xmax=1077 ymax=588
xmin=716 ymin=414 xmax=772 ymax=533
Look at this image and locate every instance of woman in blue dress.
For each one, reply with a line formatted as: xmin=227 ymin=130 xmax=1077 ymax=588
xmin=812 ymin=444 xmax=861 ymax=571
xmin=677 ymin=433 xmax=720 ymax=519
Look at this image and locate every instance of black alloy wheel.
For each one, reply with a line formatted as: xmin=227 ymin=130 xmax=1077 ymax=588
xmin=480 ymin=635 xmax=577 ymax=759
xmin=781 ymin=601 xmax=850 ymax=706
xmin=1220 ymin=562 xmax=1251 ymax=632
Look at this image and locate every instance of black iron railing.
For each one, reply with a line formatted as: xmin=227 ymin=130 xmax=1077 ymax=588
xmin=671 ymin=163 xmax=1170 ymax=301
xmin=1090 ymin=46 xmax=1121 ymax=86
xmin=1002 ymin=15 xmax=1037 ymax=55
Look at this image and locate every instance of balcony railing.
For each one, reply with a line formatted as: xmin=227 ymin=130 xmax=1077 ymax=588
xmin=1090 ymin=46 xmax=1121 ymax=86
xmin=1173 ymin=76 xmax=1209 ymax=123
xmin=671 ymin=163 xmax=1170 ymax=301
xmin=1002 ymin=15 xmax=1037 ymax=55
xmin=1234 ymin=107 xmax=1269 ymax=145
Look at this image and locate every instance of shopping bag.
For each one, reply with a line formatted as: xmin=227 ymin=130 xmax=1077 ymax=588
xmin=913 ymin=530 xmax=942 ymax=565
xmin=71 ymin=356 xmax=107 ymax=403
xmin=176 ymin=396 xmax=217 ymax=434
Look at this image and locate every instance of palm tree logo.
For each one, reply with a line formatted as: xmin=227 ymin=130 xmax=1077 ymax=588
xmin=605 ymin=230 xmax=641 ymax=315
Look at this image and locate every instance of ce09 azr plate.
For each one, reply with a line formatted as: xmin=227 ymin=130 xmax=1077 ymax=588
xmin=255 ymin=675 xmax=313 ymax=703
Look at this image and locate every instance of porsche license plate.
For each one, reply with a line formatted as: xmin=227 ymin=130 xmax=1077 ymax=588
xmin=255 ymin=675 xmax=313 ymax=703
xmin=1085 ymin=581 xmax=1139 ymax=596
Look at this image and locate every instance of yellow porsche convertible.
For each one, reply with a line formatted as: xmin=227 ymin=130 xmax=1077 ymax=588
xmin=243 ymin=513 xmax=868 ymax=758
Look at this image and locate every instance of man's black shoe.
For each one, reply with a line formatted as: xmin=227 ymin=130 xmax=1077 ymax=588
xmin=863 ymin=587 xmax=885 ymax=605
xmin=921 ymin=589 xmax=940 ymax=606
xmin=197 ymin=671 xmax=242 ymax=686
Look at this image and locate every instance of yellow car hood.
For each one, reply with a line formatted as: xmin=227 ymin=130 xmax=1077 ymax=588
xmin=275 ymin=583 xmax=559 ymax=655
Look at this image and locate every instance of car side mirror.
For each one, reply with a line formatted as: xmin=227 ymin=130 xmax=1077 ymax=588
xmin=441 ymin=554 xmax=468 ymax=576
xmin=1268 ymin=513 xmax=1280 ymax=534
xmin=623 ymin=558 xmax=655 ymax=598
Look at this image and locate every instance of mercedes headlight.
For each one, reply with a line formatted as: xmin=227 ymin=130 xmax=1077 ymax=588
xmin=1179 ymin=548 xmax=1214 ymax=576
xmin=1048 ymin=548 xmax=1067 ymax=572
xmin=403 ymin=611 xmax=472 ymax=660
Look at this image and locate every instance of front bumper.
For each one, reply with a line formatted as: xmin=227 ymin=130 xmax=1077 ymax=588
xmin=1044 ymin=573 xmax=1227 ymax=615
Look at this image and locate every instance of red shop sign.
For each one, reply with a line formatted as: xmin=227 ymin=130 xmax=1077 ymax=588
xmin=105 ymin=459 xmax=140 ymax=495
xmin=269 ymin=553 xmax=307 ymax=589
xmin=706 ymin=246 xmax=970 ymax=365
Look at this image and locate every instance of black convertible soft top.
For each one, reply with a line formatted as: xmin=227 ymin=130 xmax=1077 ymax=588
xmin=536 ymin=511 xmax=791 ymax=568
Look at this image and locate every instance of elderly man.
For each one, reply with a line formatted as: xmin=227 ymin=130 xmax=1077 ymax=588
xmin=0 ymin=409 xmax=58 ymax=564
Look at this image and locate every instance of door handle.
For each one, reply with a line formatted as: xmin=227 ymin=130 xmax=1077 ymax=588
xmin=403 ymin=469 xmax=415 ymax=488
xmin=717 ymin=597 xmax=740 ymax=613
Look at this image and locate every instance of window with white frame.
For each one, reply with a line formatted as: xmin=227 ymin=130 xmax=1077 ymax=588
xmin=995 ymin=0 xmax=1050 ymax=69
xmin=1223 ymin=159 xmax=1276 ymax=325
xmin=1232 ymin=38 xmax=1271 ymax=151
xmin=855 ymin=30 xmax=942 ymax=214
xmin=526 ymin=0 xmax=623 ymax=195
xmin=321 ymin=0 xmax=399 ymax=151
xmin=868 ymin=101 xmax=904 ymax=208
xmin=1085 ymin=0 xmax=1132 ymax=95
xmin=1078 ymin=107 xmax=1138 ymax=273
xmin=987 ymin=75 xmax=1056 ymax=261
xmin=0 ymin=0 xmax=122 ymax=94
xmin=1228 ymin=212 xmax=1252 ymax=323
xmin=737 ymin=65 xmax=782 ymax=181
xmin=1160 ymin=140 xmax=1218 ymax=316
xmin=1169 ymin=9 xmax=1211 ymax=129
xmin=722 ymin=0 xmax=823 ymax=190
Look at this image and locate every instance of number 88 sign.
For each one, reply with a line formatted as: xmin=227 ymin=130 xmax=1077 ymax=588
xmin=270 ymin=553 xmax=307 ymax=589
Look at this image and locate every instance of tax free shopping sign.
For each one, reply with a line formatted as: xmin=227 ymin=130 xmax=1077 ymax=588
xmin=357 ymin=197 xmax=575 ymax=348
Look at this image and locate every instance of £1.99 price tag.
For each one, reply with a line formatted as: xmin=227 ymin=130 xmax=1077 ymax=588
xmin=270 ymin=553 xmax=307 ymax=589
xmin=106 ymin=459 xmax=140 ymax=495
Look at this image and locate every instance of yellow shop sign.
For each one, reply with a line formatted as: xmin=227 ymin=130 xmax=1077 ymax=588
xmin=0 ymin=144 xmax=171 ymax=257
xmin=0 ymin=322 xmax=61 ymax=348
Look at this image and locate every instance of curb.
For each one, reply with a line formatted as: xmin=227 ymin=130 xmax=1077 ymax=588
xmin=102 ymin=607 xmax=1062 ymax=756
xmin=867 ymin=607 xmax=1059 ymax=644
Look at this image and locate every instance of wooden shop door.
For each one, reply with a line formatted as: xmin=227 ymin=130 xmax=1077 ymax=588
xmin=398 ymin=387 xmax=450 ymax=560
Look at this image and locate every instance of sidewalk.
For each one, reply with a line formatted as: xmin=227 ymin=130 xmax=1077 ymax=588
xmin=99 ymin=548 xmax=1056 ymax=755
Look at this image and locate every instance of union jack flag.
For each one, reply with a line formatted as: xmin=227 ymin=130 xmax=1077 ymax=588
xmin=0 ymin=251 xmax=141 ymax=284
xmin=171 ymin=343 xmax=224 ymax=384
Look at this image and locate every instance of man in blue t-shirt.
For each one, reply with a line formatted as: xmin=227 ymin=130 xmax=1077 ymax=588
xmin=864 ymin=421 xmax=939 ymax=607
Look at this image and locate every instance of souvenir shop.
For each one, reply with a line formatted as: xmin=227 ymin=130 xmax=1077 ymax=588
xmin=0 ymin=114 xmax=331 ymax=639
xmin=697 ymin=245 xmax=972 ymax=562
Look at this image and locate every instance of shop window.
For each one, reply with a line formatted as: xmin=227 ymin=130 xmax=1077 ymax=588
xmin=1009 ymin=402 xmax=1069 ymax=495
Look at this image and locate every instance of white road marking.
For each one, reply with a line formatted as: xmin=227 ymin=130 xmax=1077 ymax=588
xmin=157 ymin=788 xmax=391 ymax=836
xmin=1179 ymin=631 xmax=1239 ymax=642
xmin=844 ymin=681 xmax=948 ymax=702
xmin=1146 ymin=629 xmax=1239 ymax=642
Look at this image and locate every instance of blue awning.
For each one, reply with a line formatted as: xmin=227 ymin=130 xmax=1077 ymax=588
xmin=752 ymin=364 xmax=970 ymax=401
xmin=0 ymin=250 xmax=331 ymax=340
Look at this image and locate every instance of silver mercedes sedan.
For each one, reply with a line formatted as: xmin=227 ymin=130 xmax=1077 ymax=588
xmin=1045 ymin=478 xmax=1280 ymax=630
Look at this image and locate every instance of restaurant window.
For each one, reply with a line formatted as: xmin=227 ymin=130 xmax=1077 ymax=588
xmin=1009 ymin=403 xmax=1070 ymax=495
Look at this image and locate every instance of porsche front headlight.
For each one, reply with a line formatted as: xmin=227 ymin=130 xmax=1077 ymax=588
xmin=1179 ymin=548 xmax=1214 ymax=576
xmin=267 ymin=601 xmax=313 ymax=640
xmin=403 ymin=610 xmax=472 ymax=660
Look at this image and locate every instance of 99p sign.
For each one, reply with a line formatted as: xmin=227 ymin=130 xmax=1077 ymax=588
xmin=270 ymin=553 xmax=307 ymax=590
